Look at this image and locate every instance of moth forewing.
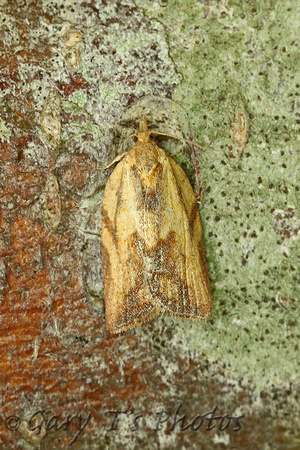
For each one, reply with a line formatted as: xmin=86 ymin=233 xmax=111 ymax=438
xmin=101 ymin=117 xmax=211 ymax=333
xmin=141 ymin=155 xmax=211 ymax=320
xmin=101 ymin=157 xmax=160 ymax=333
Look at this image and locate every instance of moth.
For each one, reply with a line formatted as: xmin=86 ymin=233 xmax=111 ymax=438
xmin=101 ymin=117 xmax=211 ymax=333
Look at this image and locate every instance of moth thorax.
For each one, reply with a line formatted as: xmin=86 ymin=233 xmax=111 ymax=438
xmin=134 ymin=145 xmax=159 ymax=173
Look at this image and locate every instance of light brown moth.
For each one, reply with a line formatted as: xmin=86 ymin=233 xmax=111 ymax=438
xmin=101 ymin=117 xmax=211 ymax=333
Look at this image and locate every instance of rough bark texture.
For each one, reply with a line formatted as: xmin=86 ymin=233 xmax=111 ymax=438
xmin=0 ymin=0 xmax=298 ymax=448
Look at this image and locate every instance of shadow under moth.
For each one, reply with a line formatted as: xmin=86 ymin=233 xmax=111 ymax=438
xmin=101 ymin=117 xmax=211 ymax=333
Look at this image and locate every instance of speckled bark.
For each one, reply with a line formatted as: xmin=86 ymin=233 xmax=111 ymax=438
xmin=0 ymin=0 xmax=298 ymax=448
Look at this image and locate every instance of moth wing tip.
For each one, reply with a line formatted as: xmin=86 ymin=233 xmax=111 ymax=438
xmin=106 ymin=307 xmax=160 ymax=334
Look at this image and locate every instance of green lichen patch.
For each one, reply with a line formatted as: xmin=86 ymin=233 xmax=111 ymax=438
xmin=136 ymin=0 xmax=299 ymax=392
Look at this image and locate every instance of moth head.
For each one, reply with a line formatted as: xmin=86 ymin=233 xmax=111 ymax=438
xmin=139 ymin=116 xmax=149 ymax=133
xmin=131 ymin=116 xmax=156 ymax=145
xmin=131 ymin=115 xmax=216 ymax=152
xmin=131 ymin=131 xmax=154 ymax=144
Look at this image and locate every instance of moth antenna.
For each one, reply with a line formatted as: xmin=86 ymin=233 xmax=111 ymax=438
xmin=95 ymin=151 xmax=128 ymax=170
xmin=150 ymin=130 xmax=216 ymax=152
